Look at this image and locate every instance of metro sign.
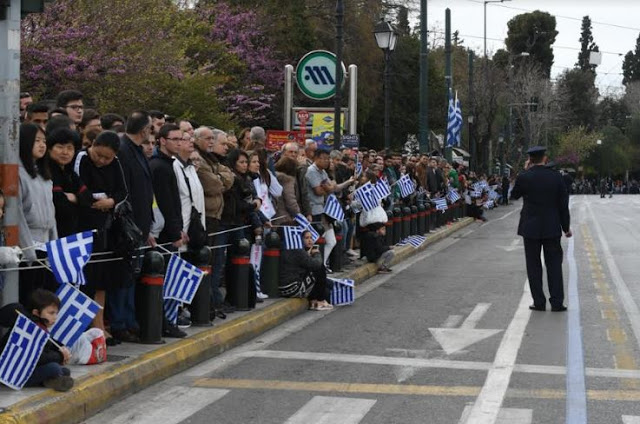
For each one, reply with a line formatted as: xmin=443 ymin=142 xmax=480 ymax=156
xmin=295 ymin=50 xmax=346 ymax=101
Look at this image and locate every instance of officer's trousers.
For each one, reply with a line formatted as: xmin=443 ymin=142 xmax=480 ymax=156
xmin=523 ymin=237 xmax=564 ymax=308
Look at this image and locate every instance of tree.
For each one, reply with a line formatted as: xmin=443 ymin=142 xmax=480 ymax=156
xmin=504 ymin=11 xmax=558 ymax=78
xmin=622 ymin=34 xmax=640 ymax=85
xmin=598 ymin=96 xmax=630 ymax=130
xmin=556 ymin=68 xmax=598 ymax=130
xmin=585 ymin=126 xmax=634 ymax=177
xmin=554 ymin=126 xmax=600 ymax=166
xmin=576 ymin=16 xmax=599 ymax=73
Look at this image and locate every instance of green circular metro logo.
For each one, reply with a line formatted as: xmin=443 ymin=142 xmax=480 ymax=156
xmin=295 ymin=50 xmax=344 ymax=100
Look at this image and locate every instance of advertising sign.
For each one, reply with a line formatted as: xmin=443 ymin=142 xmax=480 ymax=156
xmin=265 ymin=130 xmax=305 ymax=152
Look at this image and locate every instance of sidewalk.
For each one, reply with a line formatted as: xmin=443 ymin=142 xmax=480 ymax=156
xmin=0 ymin=218 xmax=474 ymax=424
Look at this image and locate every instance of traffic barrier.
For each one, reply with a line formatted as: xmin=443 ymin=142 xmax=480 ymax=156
xmin=410 ymin=205 xmax=418 ymax=235
xmin=385 ymin=210 xmax=394 ymax=246
xmin=330 ymin=221 xmax=344 ymax=272
xmin=136 ymin=251 xmax=165 ymax=344
xmin=429 ymin=206 xmax=437 ymax=231
xmin=392 ymin=207 xmax=402 ymax=244
xmin=189 ymin=247 xmax=212 ymax=327
xmin=417 ymin=204 xmax=426 ymax=235
xmin=260 ymin=231 xmax=281 ymax=298
xmin=226 ymin=238 xmax=254 ymax=311
xmin=402 ymin=207 xmax=411 ymax=240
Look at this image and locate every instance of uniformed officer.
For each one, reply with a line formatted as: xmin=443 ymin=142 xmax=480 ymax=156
xmin=511 ymin=146 xmax=572 ymax=311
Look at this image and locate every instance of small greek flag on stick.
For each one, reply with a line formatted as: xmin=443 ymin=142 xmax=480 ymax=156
xmin=0 ymin=313 xmax=49 ymax=390
xmin=324 ymin=194 xmax=345 ymax=221
xmin=397 ymin=235 xmax=427 ymax=248
xmin=294 ymin=213 xmax=319 ymax=242
xmin=283 ymin=226 xmax=304 ymax=250
xmin=373 ymin=179 xmax=391 ymax=202
xmin=397 ymin=175 xmax=415 ymax=198
xmin=163 ymin=255 xmax=205 ymax=304
xmin=355 ymin=159 xmax=363 ymax=177
xmin=51 ymin=283 xmax=101 ymax=347
xmin=447 ymin=189 xmax=461 ymax=203
xmin=354 ymin=182 xmax=378 ymax=211
xmin=328 ymin=277 xmax=355 ymax=306
xmin=46 ymin=231 xmax=93 ymax=285
xmin=164 ymin=299 xmax=180 ymax=325
xmin=434 ymin=198 xmax=448 ymax=211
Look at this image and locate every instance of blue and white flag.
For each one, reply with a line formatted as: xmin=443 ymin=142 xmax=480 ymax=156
xmin=397 ymin=175 xmax=415 ymax=198
xmin=354 ymin=182 xmax=378 ymax=211
xmin=485 ymin=200 xmax=495 ymax=209
xmin=434 ymin=198 xmax=448 ymax=211
xmin=324 ymin=194 xmax=345 ymax=221
xmin=46 ymin=231 xmax=93 ymax=285
xmin=294 ymin=213 xmax=319 ymax=243
xmin=355 ymin=159 xmax=363 ymax=177
xmin=373 ymin=179 xmax=391 ymax=202
xmin=453 ymin=95 xmax=463 ymax=146
xmin=283 ymin=226 xmax=304 ymax=250
xmin=473 ymin=181 xmax=488 ymax=192
xmin=447 ymin=189 xmax=461 ymax=203
xmin=328 ymin=277 xmax=355 ymax=306
xmin=164 ymin=298 xmax=180 ymax=325
xmin=446 ymin=90 xmax=457 ymax=147
xmin=50 ymin=283 xmax=101 ymax=347
xmin=397 ymin=235 xmax=427 ymax=248
xmin=0 ymin=313 xmax=48 ymax=390
xmin=163 ymin=255 xmax=205 ymax=304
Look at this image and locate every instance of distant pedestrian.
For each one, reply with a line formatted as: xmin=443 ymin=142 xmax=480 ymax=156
xmin=511 ymin=146 xmax=571 ymax=312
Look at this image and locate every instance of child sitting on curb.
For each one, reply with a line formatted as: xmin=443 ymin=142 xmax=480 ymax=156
xmin=360 ymin=223 xmax=395 ymax=274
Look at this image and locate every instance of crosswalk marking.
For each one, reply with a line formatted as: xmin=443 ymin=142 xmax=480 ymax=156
xmin=84 ymin=387 xmax=229 ymax=424
xmin=284 ymin=396 xmax=376 ymax=424
xmin=459 ymin=406 xmax=532 ymax=424
xmin=623 ymin=416 xmax=640 ymax=424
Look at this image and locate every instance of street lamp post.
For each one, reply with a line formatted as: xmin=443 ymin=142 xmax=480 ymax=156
xmin=596 ymin=139 xmax=602 ymax=183
xmin=498 ymin=134 xmax=505 ymax=177
xmin=374 ymin=19 xmax=398 ymax=152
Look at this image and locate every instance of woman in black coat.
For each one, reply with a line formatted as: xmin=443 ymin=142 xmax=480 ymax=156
xmin=279 ymin=230 xmax=333 ymax=311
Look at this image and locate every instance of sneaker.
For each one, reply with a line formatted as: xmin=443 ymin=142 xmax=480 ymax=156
xmin=180 ymin=308 xmax=191 ymax=319
xmin=177 ymin=315 xmax=192 ymax=329
xmin=346 ymin=249 xmax=358 ymax=257
xmin=257 ymin=292 xmax=269 ymax=300
xmin=163 ymin=324 xmax=187 ymax=338
xmin=43 ymin=375 xmax=74 ymax=392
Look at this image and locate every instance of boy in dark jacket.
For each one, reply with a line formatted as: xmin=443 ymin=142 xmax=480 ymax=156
xmin=0 ymin=289 xmax=74 ymax=391
xmin=361 ymin=223 xmax=394 ymax=273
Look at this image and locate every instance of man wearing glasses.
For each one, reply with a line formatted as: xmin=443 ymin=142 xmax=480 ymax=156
xmin=55 ymin=89 xmax=84 ymax=125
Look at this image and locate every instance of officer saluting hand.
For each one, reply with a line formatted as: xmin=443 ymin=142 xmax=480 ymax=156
xmin=511 ymin=146 xmax=571 ymax=312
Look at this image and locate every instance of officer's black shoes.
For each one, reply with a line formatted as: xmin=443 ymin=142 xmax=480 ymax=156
xmin=529 ymin=305 xmax=546 ymax=311
xmin=551 ymin=305 xmax=567 ymax=312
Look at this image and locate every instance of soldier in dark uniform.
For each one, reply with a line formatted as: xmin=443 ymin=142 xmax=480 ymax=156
xmin=511 ymin=146 xmax=572 ymax=311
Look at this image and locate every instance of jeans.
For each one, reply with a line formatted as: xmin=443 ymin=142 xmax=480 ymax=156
xmin=25 ymin=362 xmax=70 ymax=387
xmin=376 ymin=250 xmax=395 ymax=269
xmin=342 ymin=217 xmax=355 ymax=251
xmin=107 ymin=285 xmax=138 ymax=332
xmin=211 ymin=225 xmax=245 ymax=306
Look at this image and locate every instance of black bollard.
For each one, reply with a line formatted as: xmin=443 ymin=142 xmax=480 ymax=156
xmin=429 ymin=205 xmax=437 ymax=231
xmin=392 ymin=207 xmax=402 ymax=244
xmin=226 ymin=238 xmax=254 ymax=311
xmin=417 ymin=204 xmax=426 ymax=235
xmin=410 ymin=205 xmax=418 ymax=235
xmin=329 ymin=221 xmax=344 ymax=272
xmin=313 ymin=223 xmax=326 ymax=258
xmin=385 ymin=210 xmax=394 ymax=246
xmin=189 ymin=247 xmax=212 ymax=327
xmin=402 ymin=206 xmax=411 ymax=240
xmin=137 ymin=251 xmax=165 ymax=344
xmin=260 ymin=231 xmax=281 ymax=298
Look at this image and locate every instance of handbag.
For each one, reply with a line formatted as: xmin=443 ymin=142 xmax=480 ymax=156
xmin=181 ymin=167 xmax=208 ymax=250
xmin=111 ymin=158 xmax=144 ymax=268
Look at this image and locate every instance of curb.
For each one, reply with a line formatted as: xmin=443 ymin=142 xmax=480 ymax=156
xmin=0 ymin=217 xmax=474 ymax=424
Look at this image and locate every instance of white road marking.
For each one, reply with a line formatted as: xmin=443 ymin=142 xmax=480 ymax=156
xmin=443 ymin=315 xmax=464 ymax=328
xmin=459 ymin=406 xmax=532 ymax=424
xmin=84 ymin=387 xmax=229 ymax=424
xmin=461 ymin=303 xmax=492 ymax=329
xmin=623 ymin=416 xmax=640 ymax=424
xmin=284 ymin=396 xmax=376 ymax=424
xmin=587 ymin=201 xmax=640 ymax=351
xmin=460 ymin=281 xmax=532 ymax=424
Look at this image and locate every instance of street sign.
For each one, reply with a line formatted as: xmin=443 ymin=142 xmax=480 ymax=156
xmin=296 ymin=110 xmax=309 ymax=124
xmin=295 ymin=50 xmax=346 ymax=100
xmin=341 ymin=134 xmax=360 ymax=149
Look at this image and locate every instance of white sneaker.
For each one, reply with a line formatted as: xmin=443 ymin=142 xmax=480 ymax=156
xmin=346 ymin=249 xmax=358 ymax=257
xmin=257 ymin=292 xmax=269 ymax=300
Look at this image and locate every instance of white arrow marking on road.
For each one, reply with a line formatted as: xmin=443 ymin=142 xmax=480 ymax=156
xmin=284 ymin=396 xmax=376 ymax=424
xmin=459 ymin=406 xmax=532 ymax=424
xmin=429 ymin=303 xmax=502 ymax=355
xmin=623 ymin=416 xmax=640 ymax=424
xmin=498 ymin=238 xmax=521 ymax=252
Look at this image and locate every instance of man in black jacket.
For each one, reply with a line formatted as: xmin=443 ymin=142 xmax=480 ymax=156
xmin=149 ymin=124 xmax=184 ymax=248
xmin=426 ymin=157 xmax=444 ymax=197
xmin=511 ymin=146 xmax=572 ymax=312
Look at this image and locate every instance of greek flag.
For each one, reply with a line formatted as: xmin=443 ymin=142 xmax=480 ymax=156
xmin=434 ymin=198 xmax=448 ymax=211
xmin=453 ymin=96 xmax=463 ymax=146
xmin=46 ymin=231 xmax=93 ymax=285
xmin=164 ymin=299 xmax=180 ymax=325
xmin=0 ymin=313 xmax=49 ymax=390
xmin=355 ymin=159 xmax=363 ymax=177
xmin=373 ymin=179 xmax=391 ymax=202
xmin=473 ymin=181 xmax=488 ymax=192
xmin=446 ymin=90 xmax=457 ymax=147
xmin=397 ymin=175 xmax=415 ymax=198
xmin=283 ymin=226 xmax=304 ymax=250
xmin=447 ymin=189 xmax=461 ymax=203
xmin=488 ymin=188 xmax=499 ymax=200
xmin=328 ymin=277 xmax=355 ymax=306
xmin=294 ymin=213 xmax=319 ymax=243
xmin=163 ymin=255 xmax=205 ymax=304
xmin=50 ymin=283 xmax=101 ymax=347
xmin=324 ymin=194 xmax=345 ymax=221
xmin=397 ymin=235 xmax=427 ymax=248
xmin=354 ymin=182 xmax=378 ymax=211
xmin=485 ymin=200 xmax=495 ymax=209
